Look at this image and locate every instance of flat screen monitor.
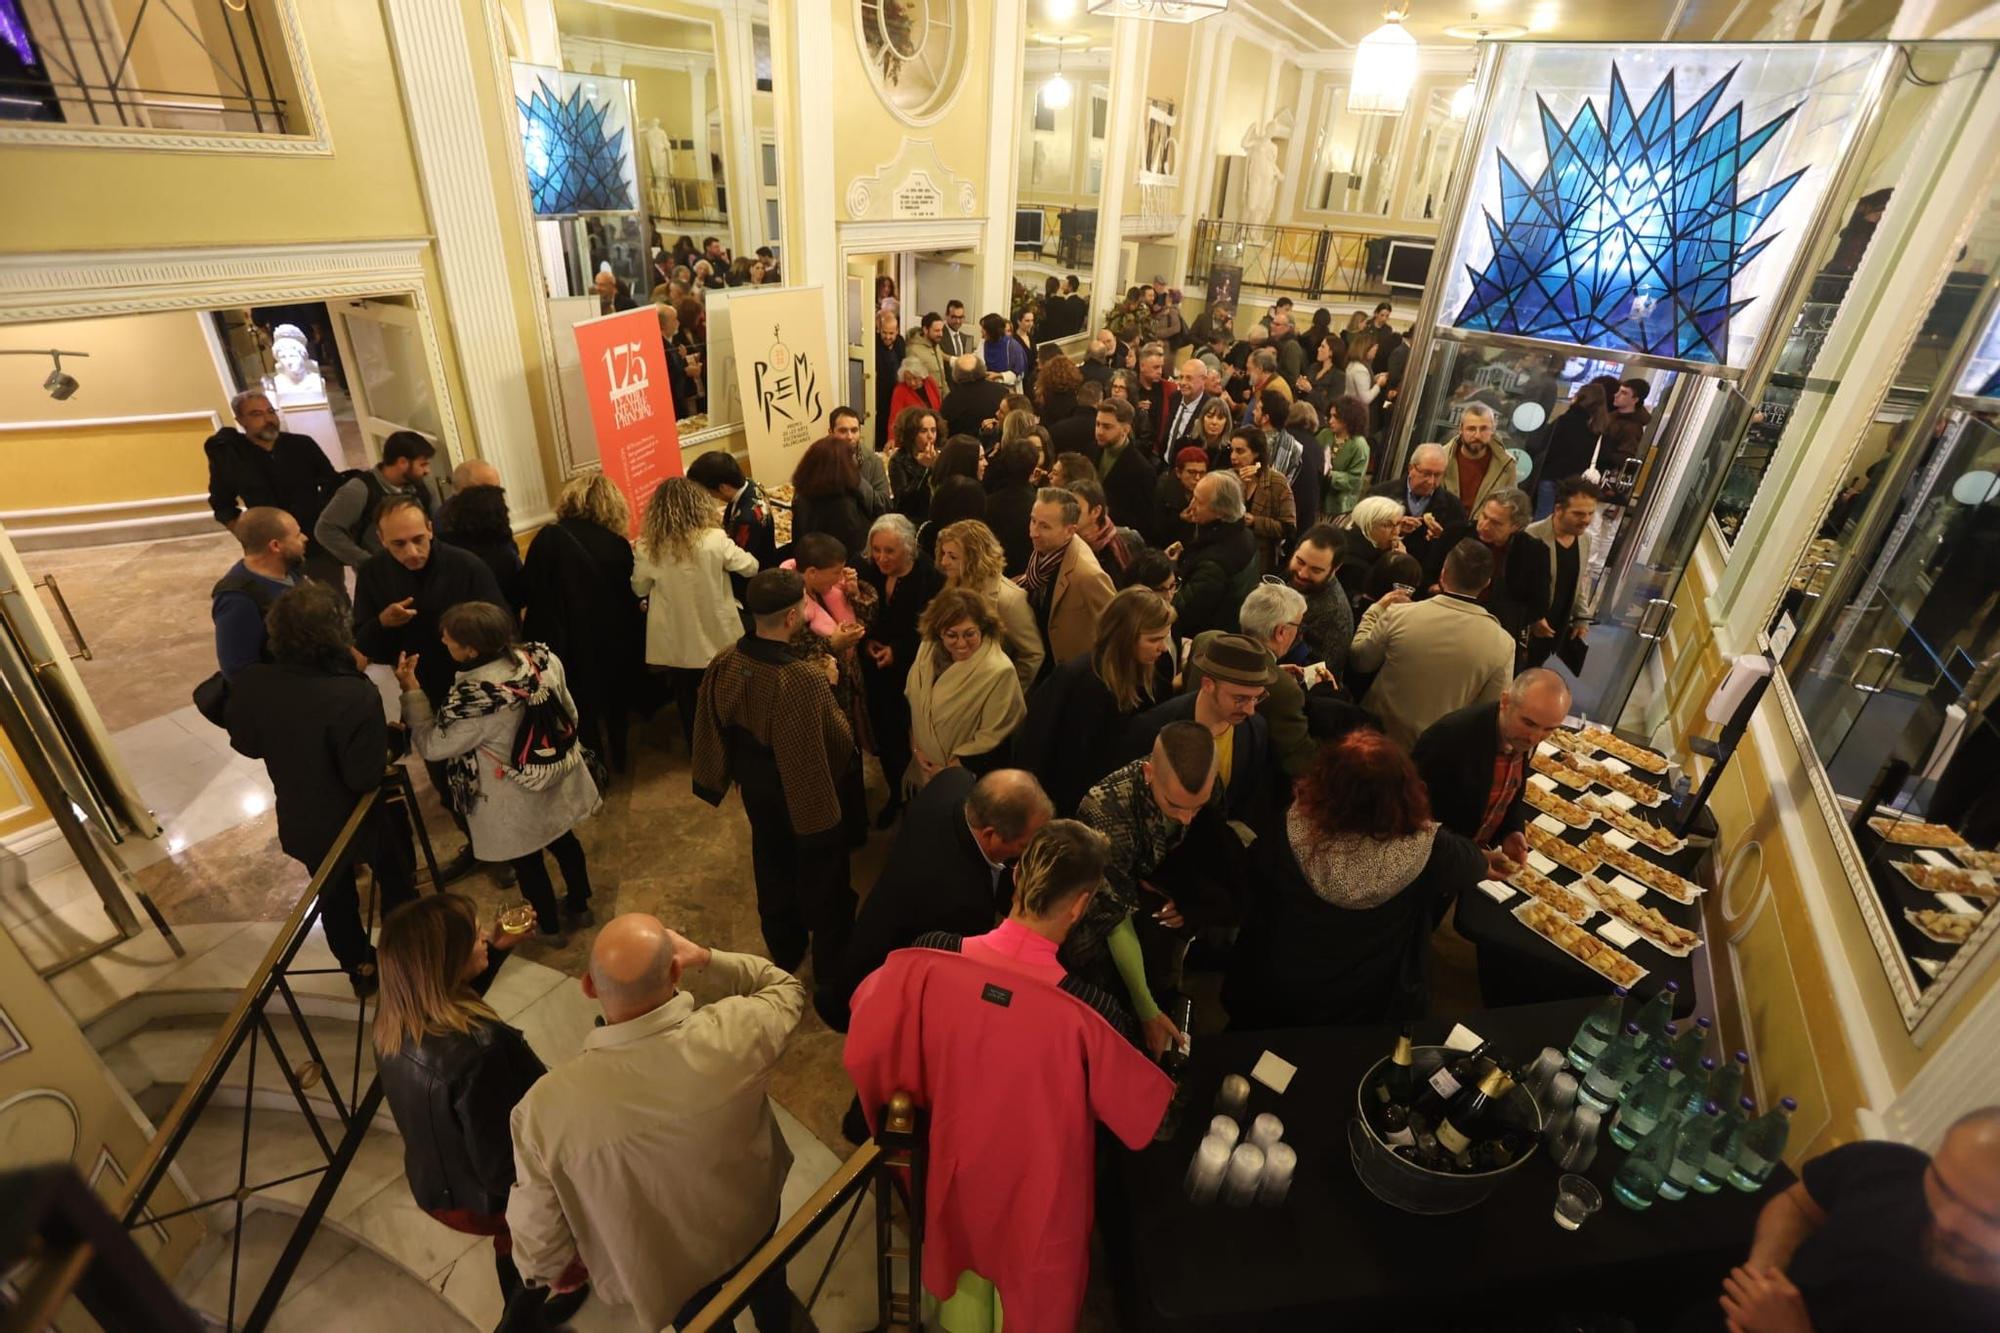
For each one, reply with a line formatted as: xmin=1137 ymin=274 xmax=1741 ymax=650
xmin=1015 ymin=208 xmax=1045 ymax=250
xmin=1384 ymin=239 xmax=1435 ymax=294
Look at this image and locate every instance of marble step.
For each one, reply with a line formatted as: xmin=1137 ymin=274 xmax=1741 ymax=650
xmin=174 ymin=1203 xmax=476 ymax=1333
xmin=105 ymin=1009 xmax=382 ymax=1129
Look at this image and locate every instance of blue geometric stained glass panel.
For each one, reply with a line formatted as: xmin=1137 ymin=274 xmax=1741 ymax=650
xmin=1453 ymin=64 xmax=1805 ymax=365
xmin=512 ymin=64 xmax=638 ymax=218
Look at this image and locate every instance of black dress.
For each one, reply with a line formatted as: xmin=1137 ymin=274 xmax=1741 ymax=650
xmin=1011 ymin=653 xmax=1148 ymax=815
xmin=521 ymin=517 xmax=644 ymax=771
xmin=791 ymin=486 xmax=883 ymax=564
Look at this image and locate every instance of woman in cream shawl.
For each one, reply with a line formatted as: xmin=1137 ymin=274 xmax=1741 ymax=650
xmin=903 ymin=586 xmax=1027 ymax=793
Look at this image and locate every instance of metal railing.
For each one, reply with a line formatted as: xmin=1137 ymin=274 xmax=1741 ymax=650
xmin=105 ymin=765 xmax=439 ymax=1331
xmin=684 ymin=1092 xmax=928 ymax=1332
xmin=3 ymin=0 xmax=297 ymax=134
xmin=0 ymin=1164 xmax=203 ymax=1333
xmin=1186 ymin=218 xmax=1423 ymax=302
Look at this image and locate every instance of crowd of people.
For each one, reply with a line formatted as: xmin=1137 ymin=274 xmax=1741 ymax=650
xmin=197 ymin=290 xmax=2000 ymax=1332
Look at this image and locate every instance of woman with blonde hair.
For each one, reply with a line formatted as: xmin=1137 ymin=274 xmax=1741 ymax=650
xmin=375 ymin=893 xmax=590 ymax=1326
xmin=1340 ymin=493 xmax=1407 ymax=601
xmin=522 ymin=472 xmax=643 ymax=771
xmin=903 ymin=587 xmax=1026 ymax=791
xmin=1012 ymin=586 xmax=1176 ymax=813
xmin=631 ymin=475 xmax=758 ymax=749
xmin=1194 ymin=396 xmax=1234 ymax=473
xmin=933 ymin=518 xmax=1042 ymax=688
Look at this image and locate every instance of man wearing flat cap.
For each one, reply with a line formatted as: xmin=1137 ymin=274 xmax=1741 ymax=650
xmin=692 ymin=568 xmax=861 ymax=983
xmin=1124 ymin=633 xmax=1276 ymax=825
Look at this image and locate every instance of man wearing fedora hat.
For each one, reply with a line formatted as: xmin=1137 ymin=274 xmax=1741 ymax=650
xmin=1123 ymin=632 xmax=1276 ymax=827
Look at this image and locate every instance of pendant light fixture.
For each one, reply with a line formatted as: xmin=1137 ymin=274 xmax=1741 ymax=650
xmin=1348 ymin=7 xmax=1418 ymax=117
xmin=1084 ymin=0 xmax=1229 ymax=21
xmin=1451 ymin=71 xmax=1476 ymax=118
xmin=1042 ymin=36 xmax=1073 ymax=111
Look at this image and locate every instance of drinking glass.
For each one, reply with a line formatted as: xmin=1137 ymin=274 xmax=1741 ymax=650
xmin=1554 ymin=1174 xmax=1603 ymax=1231
xmin=496 ymin=901 xmax=538 ymax=936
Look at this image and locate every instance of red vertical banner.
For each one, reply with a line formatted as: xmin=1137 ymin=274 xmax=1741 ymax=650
xmin=573 ymin=305 xmax=681 ymax=536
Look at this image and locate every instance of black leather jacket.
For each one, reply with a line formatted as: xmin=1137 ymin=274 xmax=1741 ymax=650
xmin=378 ymin=975 xmax=546 ymax=1216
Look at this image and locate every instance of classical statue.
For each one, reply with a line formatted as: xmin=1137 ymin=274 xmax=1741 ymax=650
xmin=262 ymin=323 xmax=325 ymax=405
xmin=1240 ymin=110 xmax=1294 ymax=227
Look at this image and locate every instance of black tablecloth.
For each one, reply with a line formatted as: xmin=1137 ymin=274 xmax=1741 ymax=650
xmin=1104 ymin=1000 xmax=1787 ymax=1332
xmin=1453 ymin=754 xmax=1708 ymax=1017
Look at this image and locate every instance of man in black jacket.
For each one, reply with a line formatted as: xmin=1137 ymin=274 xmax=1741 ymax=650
xmin=1049 ymin=380 xmax=1105 ymax=463
xmin=204 ymin=390 xmax=342 ymax=585
xmin=1473 ymin=487 xmax=1552 ymax=647
xmin=227 ymin=582 xmax=416 ymax=993
xmin=1171 ymin=472 xmax=1259 ymax=639
xmin=817 ymin=766 xmax=1053 ymax=1031
xmin=1093 ymin=396 xmax=1161 ymax=545
xmin=941 ymin=354 xmax=1008 ymax=441
xmin=1364 ymin=442 xmax=1468 ymax=583
xmin=352 ymin=496 xmax=508 ymax=882
xmin=1412 ymin=668 xmax=1570 ymax=874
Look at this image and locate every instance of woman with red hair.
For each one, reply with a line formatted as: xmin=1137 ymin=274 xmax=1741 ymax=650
xmin=1223 ymin=729 xmax=1484 ymax=1028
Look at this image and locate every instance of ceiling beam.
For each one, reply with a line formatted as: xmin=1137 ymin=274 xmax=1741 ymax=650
xmin=1270 ymin=0 xmax=1351 ymax=48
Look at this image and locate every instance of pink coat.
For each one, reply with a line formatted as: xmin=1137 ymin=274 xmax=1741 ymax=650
xmin=779 ymin=558 xmax=857 ymax=637
xmin=844 ymin=926 xmax=1171 ymax=1332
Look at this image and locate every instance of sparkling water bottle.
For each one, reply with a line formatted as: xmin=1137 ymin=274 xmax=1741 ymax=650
xmin=1611 ymin=1109 xmax=1686 ymax=1211
xmin=1634 ymin=981 xmax=1680 ymax=1056
xmin=1609 ymin=1056 xmax=1677 ymax=1150
xmin=1566 ymin=987 xmax=1631 ymax=1074
xmin=1695 ymin=1096 xmax=1756 ymax=1193
xmin=1727 ymin=1096 xmax=1798 ymax=1193
xmin=1681 ymin=1056 xmax=1719 ymax=1115
xmin=1660 ymin=1101 xmax=1725 ymax=1201
xmin=1703 ymin=1050 xmax=1751 ymax=1118
xmin=1579 ymin=1022 xmax=1648 ymax=1113
xmin=1668 ymin=1017 xmax=1713 ymax=1085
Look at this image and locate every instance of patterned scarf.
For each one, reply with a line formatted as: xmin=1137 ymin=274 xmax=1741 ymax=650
xmin=1084 ymin=518 xmax=1130 ymax=575
xmin=435 ymin=643 xmax=556 ymax=813
xmin=1020 ymin=541 xmax=1067 ymax=602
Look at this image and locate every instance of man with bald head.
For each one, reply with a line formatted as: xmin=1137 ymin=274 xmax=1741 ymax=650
xmin=507 ymin=915 xmax=803 ymax=1332
xmin=821 ymin=767 xmax=1055 ymax=1032
xmin=1413 ymin=667 xmax=1572 ymax=875
xmin=1706 ymin=1106 xmax=2000 ymax=1331
xmin=1364 ymin=441 xmax=1469 ymax=580
xmin=942 ymin=350 xmax=1008 ymax=440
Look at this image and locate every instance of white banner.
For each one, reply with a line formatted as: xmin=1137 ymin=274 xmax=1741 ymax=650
xmin=726 ymin=285 xmax=837 ymax=487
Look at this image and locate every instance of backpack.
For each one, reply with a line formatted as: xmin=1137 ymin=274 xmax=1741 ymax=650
xmin=493 ymin=655 xmax=583 ymax=791
xmin=191 ymin=568 xmax=289 ymax=728
xmin=334 ymin=469 xmax=431 ymax=551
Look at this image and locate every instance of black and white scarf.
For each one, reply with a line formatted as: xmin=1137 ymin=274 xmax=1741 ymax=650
xmin=436 ymin=643 xmax=557 ymax=812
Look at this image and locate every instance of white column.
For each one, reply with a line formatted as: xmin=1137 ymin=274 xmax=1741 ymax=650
xmin=1089 ymin=20 xmax=1149 ymax=312
xmin=690 ymin=60 xmax=714 ymax=191
xmin=1186 ymin=28 xmax=1236 ymax=249
xmin=721 ymin=9 xmax=763 ymax=254
xmin=381 ymin=0 xmax=551 ymax=521
xmin=979 ymin=0 xmax=1026 ymax=317
xmin=1165 ymin=19 xmax=1225 ymax=284
xmin=791 ymin=0 xmax=839 ymax=346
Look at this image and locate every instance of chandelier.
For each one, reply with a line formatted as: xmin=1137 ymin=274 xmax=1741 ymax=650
xmin=1084 ymin=0 xmax=1230 ymax=21
xmin=1349 ymin=8 xmax=1418 ymax=116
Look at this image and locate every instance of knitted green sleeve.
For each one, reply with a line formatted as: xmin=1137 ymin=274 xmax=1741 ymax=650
xmin=1106 ymin=915 xmax=1161 ymax=1022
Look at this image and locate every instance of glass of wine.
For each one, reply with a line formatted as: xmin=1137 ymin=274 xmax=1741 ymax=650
xmin=496 ymin=901 xmax=537 ymax=937
xmin=1553 ymin=1174 xmax=1602 ymax=1231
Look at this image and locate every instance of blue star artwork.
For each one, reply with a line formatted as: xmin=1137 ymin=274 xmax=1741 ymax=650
xmin=517 ymin=76 xmax=636 ymax=217
xmin=1454 ymin=63 xmax=1806 ymax=365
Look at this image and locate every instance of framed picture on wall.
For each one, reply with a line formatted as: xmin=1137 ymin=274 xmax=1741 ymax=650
xmin=1139 ymin=97 xmax=1177 ymax=185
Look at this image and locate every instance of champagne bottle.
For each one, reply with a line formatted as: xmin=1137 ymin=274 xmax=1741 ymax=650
xmin=1608 ymin=1055 xmax=1677 ymax=1150
xmin=1610 ymin=1108 xmax=1686 ymax=1211
xmin=1373 ymin=1029 xmax=1417 ymax=1144
xmin=1413 ymin=1037 xmax=1491 ymax=1122
xmin=1152 ymin=995 xmax=1197 ymax=1143
xmin=1634 ymin=980 xmax=1679 ymax=1056
xmin=1695 ymin=1096 xmax=1756 ymax=1193
xmin=1726 ymin=1096 xmax=1797 ymax=1193
xmin=1578 ymin=1022 xmax=1647 ymax=1113
xmin=1681 ymin=1056 xmax=1719 ymax=1115
xmin=1565 ymin=987 xmax=1630 ymax=1074
xmin=1660 ymin=1101 xmax=1725 ymax=1201
xmin=1431 ymin=1067 xmax=1517 ymax=1170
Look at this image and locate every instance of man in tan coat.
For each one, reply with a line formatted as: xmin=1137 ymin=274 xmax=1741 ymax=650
xmin=508 ymin=914 xmax=803 ymax=1332
xmin=1441 ymin=402 xmax=1519 ymax=517
xmin=1346 ymin=538 xmax=1515 ymax=749
xmin=1022 ymin=486 xmax=1115 ymax=667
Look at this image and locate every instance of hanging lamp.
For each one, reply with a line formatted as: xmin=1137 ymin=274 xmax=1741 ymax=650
xmin=1349 ymin=8 xmax=1418 ymax=117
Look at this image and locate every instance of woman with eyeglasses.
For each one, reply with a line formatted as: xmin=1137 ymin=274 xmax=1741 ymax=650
xmin=1012 ymin=586 xmax=1177 ymax=815
xmin=902 ymin=587 xmax=1026 ymax=793
xmin=1155 ymin=446 xmax=1208 ymax=551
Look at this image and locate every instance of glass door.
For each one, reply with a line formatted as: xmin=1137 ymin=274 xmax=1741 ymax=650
xmin=326 ymin=298 xmax=444 ymax=459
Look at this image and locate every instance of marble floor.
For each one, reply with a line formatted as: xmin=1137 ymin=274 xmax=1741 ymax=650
xmin=13 ymin=527 xmax=1488 ymax=1330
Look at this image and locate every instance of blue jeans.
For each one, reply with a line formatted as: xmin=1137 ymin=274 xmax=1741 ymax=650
xmin=1534 ymin=478 xmax=1558 ymax=521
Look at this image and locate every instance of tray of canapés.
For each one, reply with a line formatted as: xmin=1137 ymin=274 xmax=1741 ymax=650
xmin=1866 ymin=817 xmax=1971 ymax=850
xmin=1493 ymin=856 xmax=1595 ymax=923
xmin=1525 ymin=823 xmax=1601 ymax=876
xmin=1524 ymin=780 xmax=1596 ymax=829
xmin=1905 ymin=907 xmax=1985 ymax=946
xmin=1545 ymin=725 xmax=1671 ymax=775
xmin=1581 ymin=877 xmax=1703 ymax=955
xmin=1954 ymin=849 xmax=2000 ymax=874
xmin=1891 ymin=861 xmax=2000 ymax=900
xmin=1578 ymin=794 xmax=1688 ymax=854
xmin=1532 ymin=748 xmax=1667 ymax=806
xmin=1583 ymin=833 xmax=1703 ymax=904
xmin=1513 ymin=899 xmax=1647 ymax=986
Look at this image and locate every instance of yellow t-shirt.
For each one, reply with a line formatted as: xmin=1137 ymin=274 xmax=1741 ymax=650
xmin=1214 ymin=725 xmax=1234 ymax=791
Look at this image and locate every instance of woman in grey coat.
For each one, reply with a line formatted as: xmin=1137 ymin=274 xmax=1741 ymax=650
xmin=399 ymin=602 xmax=601 ymax=937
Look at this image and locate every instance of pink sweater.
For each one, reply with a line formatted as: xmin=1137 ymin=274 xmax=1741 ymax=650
xmin=779 ymin=558 xmax=858 ymax=636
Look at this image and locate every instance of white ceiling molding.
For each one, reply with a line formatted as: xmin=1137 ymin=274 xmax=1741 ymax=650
xmin=1271 ymin=0 xmax=1351 ymax=48
xmin=1220 ymin=7 xmax=1298 ymax=54
xmin=1294 ymin=45 xmax=1481 ymax=74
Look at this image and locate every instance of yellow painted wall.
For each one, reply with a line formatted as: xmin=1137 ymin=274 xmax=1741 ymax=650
xmin=0 ymin=3 xmax=430 ymax=252
xmin=0 ymin=727 xmax=53 ymax=838
xmin=0 ymin=420 xmax=213 ymax=510
xmin=0 ymin=312 xmax=232 ymax=426
xmin=828 ymin=0 xmax=993 ymax=214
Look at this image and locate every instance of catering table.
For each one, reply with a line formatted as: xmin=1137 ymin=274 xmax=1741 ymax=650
xmin=1103 ymin=1000 xmax=1787 ymax=1332
xmin=1452 ymin=738 xmax=1709 ymax=1017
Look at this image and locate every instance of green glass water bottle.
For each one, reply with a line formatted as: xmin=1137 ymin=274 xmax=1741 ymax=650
xmin=1634 ymin=980 xmax=1679 ymax=1056
xmin=1681 ymin=1056 xmax=1719 ymax=1115
xmin=1579 ymin=1023 xmax=1648 ymax=1113
xmin=1611 ymin=1109 xmax=1686 ymax=1211
xmin=1660 ymin=1101 xmax=1725 ymax=1201
xmin=1727 ymin=1096 xmax=1797 ymax=1192
xmin=1565 ymin=987 xmax=1630 ymax=1074
xmin=1609 ymin=1056 xmax=1677 ymax=1150
xmin=1695 ymin=1096 xmax=1756 ymax=1193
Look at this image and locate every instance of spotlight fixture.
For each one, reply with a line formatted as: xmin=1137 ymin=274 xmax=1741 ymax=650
xmin=2 ymin=347 xmax=89 ymax=401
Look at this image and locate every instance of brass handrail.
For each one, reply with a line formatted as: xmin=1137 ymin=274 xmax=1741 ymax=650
xmin=114 ymin=788 xmax=378 ymax=1223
